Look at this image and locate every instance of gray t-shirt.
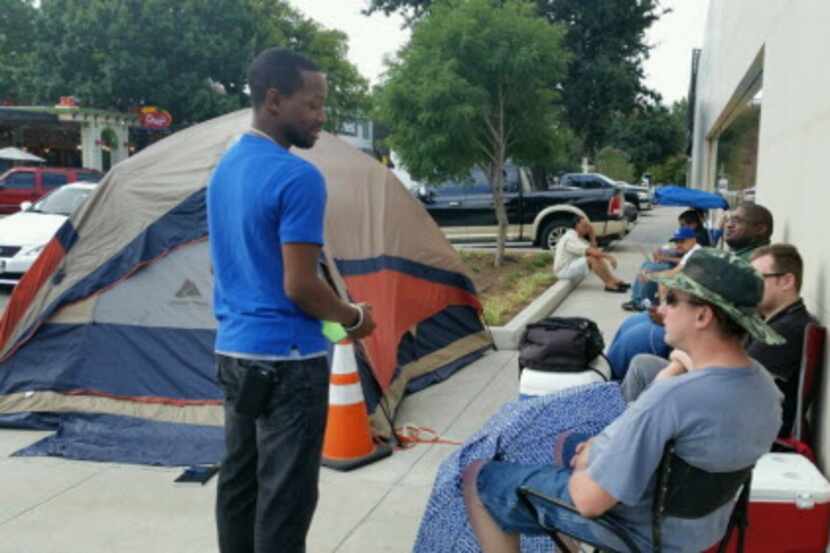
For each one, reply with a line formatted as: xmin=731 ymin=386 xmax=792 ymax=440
xmin=587 ymin=366 xmax=782 ymax=551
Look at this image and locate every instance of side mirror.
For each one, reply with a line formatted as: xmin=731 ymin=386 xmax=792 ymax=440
xmin=417 ymin=186 xmax=434 ymax=203
xmin=20 ymin=201 xmax=32 ymax=211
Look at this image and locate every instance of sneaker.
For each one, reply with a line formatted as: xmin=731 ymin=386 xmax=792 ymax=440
xmin=621 ymin=301 xmax=644 ymax=311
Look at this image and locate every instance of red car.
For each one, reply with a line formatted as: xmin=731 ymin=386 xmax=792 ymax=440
xmin=0 ymin=166 xmax=103 ymax=213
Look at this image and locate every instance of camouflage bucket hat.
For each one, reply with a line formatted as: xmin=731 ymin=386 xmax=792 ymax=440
xmin=650 ymin=248 xmax=785 ymax=345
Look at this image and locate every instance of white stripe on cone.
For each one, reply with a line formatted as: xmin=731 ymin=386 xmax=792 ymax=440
xmin=329 ymin=383 xmax=364 ymax=405
xmin=331 ymin=342 xmax=358 ymax=375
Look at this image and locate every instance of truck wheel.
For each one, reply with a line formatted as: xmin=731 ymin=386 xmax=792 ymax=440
xmin=540 ymin=217 xmax=574 ymax=250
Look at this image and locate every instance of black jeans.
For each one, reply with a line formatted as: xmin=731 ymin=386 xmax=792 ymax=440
xmin=215 ymin=354 xmax=329 ymax=553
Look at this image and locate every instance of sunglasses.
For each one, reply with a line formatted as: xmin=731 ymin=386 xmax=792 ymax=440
xmin=664 ymin=290 xmax=706 ymax=307
xmin=761 ymin=272 xmax=787 ymax=279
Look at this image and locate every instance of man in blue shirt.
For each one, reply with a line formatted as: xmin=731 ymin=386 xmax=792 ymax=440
xmin=207 ymin=48 xmax=376 ymax=553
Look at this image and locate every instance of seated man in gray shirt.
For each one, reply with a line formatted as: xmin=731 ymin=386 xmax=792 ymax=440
xmin=463 ymin=249 xmax=783 ymax=552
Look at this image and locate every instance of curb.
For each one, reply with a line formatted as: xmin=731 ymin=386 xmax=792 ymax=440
xmin=488 ymin=274 xmax=584 ymax=350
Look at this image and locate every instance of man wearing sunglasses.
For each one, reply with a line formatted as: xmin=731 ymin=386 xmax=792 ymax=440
xmin=622 ymin=244 xmax=814 ymax=440
xmin=749 ymin=244 xmax=816 ymax=436
xmin=724 ymin=202 xmax=773 ymax=259
xmin=463 ymin=249 xmax=782 ymax=552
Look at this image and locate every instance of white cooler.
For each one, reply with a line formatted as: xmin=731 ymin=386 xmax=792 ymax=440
xmin=519 ymin=356 xmax=611 ymax=399
xmin=712 ymin=453 xmax=830 ymax=553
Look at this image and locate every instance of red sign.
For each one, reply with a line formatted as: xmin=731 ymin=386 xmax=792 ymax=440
xmin=140 ymin=110 xmax=173 ymax=129
xmin=55 ymin=96 xmax=79 ymax=108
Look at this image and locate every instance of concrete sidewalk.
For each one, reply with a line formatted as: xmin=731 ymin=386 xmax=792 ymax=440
xmin=0 ymin=207 xmax=680 ymax=553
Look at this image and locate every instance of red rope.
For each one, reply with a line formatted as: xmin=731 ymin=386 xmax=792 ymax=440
xmin=392 ymin=424 xmax=463 ymax=449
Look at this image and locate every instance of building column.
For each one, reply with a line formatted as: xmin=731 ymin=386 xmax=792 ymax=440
xmin=80 ymin=122 xmax=102 ymax=171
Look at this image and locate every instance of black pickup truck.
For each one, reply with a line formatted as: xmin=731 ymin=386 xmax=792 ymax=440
xmin=417 ymin=167 xmax=627 ymax=249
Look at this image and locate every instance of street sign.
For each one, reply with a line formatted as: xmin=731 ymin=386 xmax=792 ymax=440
xmin=139 ymin=109 xmax=173 ymax=129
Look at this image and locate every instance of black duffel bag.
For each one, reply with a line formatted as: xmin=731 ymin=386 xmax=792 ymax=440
xmin=518 ymin=316 xmax=605 ymax=374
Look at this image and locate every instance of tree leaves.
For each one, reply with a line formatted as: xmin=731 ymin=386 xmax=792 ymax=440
xmin=4 ymin=0 xmax=368 ymax=128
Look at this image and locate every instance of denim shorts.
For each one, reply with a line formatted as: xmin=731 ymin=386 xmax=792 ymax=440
xmin=476 ymin=461 xmax=641 ymax=550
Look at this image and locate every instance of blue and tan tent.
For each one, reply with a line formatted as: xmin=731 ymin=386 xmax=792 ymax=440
xmin=0 ymin=109 xmax=491 ymax=465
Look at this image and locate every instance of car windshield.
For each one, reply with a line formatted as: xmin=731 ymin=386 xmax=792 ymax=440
xmin=436 ymin=165 xmax=521 ymax=194
xmin=31 ymin=187 xmax=92 ymax=216
xmin=596 ymin=174 xmax=619 ymax=187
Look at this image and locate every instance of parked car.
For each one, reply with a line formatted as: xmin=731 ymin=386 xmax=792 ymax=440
xmin=0 ymin=181 xmax=98 ymax=285
xmin=417 ymin=166 xmax=626 ymax=249
xmin=623 ymin=201 xmax=639 ymax=234
xmin=616 ymin=180 xmax=653 ymax=211
xmin=558 ymin=172 xmax=652 ymax=211
xmin=0 ymin=166 xmax=103 ymax=213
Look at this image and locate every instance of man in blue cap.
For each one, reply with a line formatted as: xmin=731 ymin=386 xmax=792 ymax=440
xmin=622 ymin=226 xmax=699 ymax=312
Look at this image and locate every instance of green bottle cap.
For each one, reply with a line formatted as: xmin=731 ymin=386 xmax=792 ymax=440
xmin=322 ymin=320 xmax=348 ymax=343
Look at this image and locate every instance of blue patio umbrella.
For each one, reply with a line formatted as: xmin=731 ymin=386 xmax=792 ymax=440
xmin=654 ymin=185 xmax=729 ymax=210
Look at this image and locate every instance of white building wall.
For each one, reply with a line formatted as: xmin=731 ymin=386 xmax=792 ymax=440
xmin=692 ymin=0 xmax=830 ymax=467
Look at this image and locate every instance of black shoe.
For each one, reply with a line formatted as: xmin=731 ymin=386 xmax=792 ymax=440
xmin=604 ymin=285 xmax=628 ymax=294
xmin=618 ymin=282 xmax=631 ymax=290
xmin=621 ymin=301 xmax=644 ymax=312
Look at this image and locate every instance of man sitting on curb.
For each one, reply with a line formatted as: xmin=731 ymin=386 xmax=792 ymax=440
xmin=463 ymin=248 xmax=783 ymax=552
xmin=622 ymin=226 xmax=700 ymax=312
xmin=553 ymin=216 xmax=629 ymax=293
xmin=623 ymin=244 xmax=816 ymax=439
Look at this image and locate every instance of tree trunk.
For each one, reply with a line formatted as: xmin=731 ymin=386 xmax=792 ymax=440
xmin=491 ymin=86 xmax=508 ymax=268
xmin=490 ymin=158 xmax=508 ymax=268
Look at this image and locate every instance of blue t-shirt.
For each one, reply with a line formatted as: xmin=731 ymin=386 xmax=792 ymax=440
xmin=587 ymin=366 xmax=782 ymax=552
xmin=207 ymin=133 xmax=327 ymax=357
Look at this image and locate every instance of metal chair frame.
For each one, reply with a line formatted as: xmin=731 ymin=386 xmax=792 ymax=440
xmin=517 ymin=441 xmax=753 ymax=553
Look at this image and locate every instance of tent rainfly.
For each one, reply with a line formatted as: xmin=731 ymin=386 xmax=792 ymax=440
xmin=0 ymin=109 xmax=491 ymax=466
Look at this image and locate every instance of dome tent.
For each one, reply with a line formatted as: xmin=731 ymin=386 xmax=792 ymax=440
xmin=0 ymin=109 xmax=490 ymax=465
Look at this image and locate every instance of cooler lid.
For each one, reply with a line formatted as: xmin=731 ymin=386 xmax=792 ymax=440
xmin=750 ymin=453 xmax=830 ymax=504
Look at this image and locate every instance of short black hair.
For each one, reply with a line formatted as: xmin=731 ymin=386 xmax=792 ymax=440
xmin=738 ymin=201 xmax=774 ymax=239
xmin=247 ymin=48 xmax=320 ymax=109
xmin=679 ymin=209 xmax=703 ymax=227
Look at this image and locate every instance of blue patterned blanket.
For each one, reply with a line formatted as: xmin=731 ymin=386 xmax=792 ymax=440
xmin=413 ymin=383 xmax=627 ymax=553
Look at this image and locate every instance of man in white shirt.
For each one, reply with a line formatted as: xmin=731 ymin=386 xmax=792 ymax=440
xmin=553 ymin=216 xmax=629 ymax=293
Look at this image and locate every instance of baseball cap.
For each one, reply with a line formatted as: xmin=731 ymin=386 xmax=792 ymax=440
xmin=650 ymin=248 xmax=785 ymax=345
xmin=669 ymin=227 xmax=697 ymax=242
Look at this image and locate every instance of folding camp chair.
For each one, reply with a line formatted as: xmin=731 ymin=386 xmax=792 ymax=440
xmin=517 ymin=440 xmax=754 ymax=553
xmin=775 ymin=323 xmax=827 ymax=460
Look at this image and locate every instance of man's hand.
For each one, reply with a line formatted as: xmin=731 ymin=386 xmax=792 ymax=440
xmin=655 ymin=352 xmax=692 ymax=381
xmin=669 ymin=349 xmax=693 ymax=371
xmin=346 ymin=303 xmax=376 ymax=339
xmin=570 ymin=439 xmax=592 ymax=471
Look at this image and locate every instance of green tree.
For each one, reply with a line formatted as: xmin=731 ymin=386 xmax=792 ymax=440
xmin=24 ymin=0 xmax=368 ymax=128
xmin=31 ymin=0 xmax=255 ymax=124
xmin=247 ymin=0 xmax=370 ymax=133
xmin=647 ymin=153 xmax=688 ymax=185
xmin=605 ymin=98 xmax=686 ymax=176
xmin=367 ymin=0 xmax=666 ymax=154
xmin=595 ymin=146 xmax=635 ymax=182
xmin=375 ymin=0 xmax=569 ymax=266
xmin=0 ymin=0 xmax=38 ymax=102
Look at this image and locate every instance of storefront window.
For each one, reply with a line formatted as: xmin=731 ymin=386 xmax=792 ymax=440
xmin=715 ymin=90 xmax=762 ymax=195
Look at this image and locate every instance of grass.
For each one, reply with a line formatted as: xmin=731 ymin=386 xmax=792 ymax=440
xmin=460 ymin=250 xmax=556 ymax=326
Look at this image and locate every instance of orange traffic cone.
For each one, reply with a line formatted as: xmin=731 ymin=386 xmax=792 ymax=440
xmin=322 ymin=341 xmax=392 ymax=471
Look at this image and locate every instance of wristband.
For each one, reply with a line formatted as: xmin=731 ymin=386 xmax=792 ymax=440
xmin=343 ymin=304 xmax=363 ymax=333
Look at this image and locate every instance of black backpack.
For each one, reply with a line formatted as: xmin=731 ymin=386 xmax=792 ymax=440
xmin=518 ymin=316 xmax=606 ymax=375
